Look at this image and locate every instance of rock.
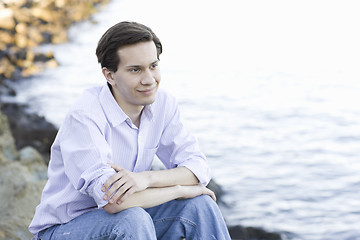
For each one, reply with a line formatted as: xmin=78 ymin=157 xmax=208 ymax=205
xmin=12 ymin=7 xmax=32 ymax=23
xmin=0 ymin=109 xmax=47 ymax=240
xmin=0 ymin=57 xmax=16 ymax=79
xmin=0 ymin=0 xmax=110 ymax=83
xmin=0 ymin=9 xmax=15 ymax=30
xmin=0 ymin=31 xmax=14 ymax=45
xmin=207 ymin=178 xmax=225 ymax=202
xmin=19 ymin=146 xmax=48 ymax=181
xmin=51 ymin=28 xmax=68 ymax=44
xmin=15 ymin=22 xmax=27 ymax=34
xmin=0 ymin=80 xmax=17 ymax=96
xmin=20 ymin=146 xmax=43 ymax=164
xmin=1 ymin=103 xmax=58 ymax=162
xmin=28 ymin=26 xmax=43 ymax=45
xmin=0 ymin=1 xmax=113 ymax=239
xmin=46 ymin=58 xmax=59 ymax=68
xmin=14 ymin=33 xmax=28 ymax=48
xmin=0 ymin=109 xmax=18 ymax=161
xmin=2 ymin=0 xmax=27 ymax=6
xmin=0 ymin=230 xmax=5 ymax=238
xmin=54 ymin=0 xmax=66 ymax=8
xmin=0 ymin=161 xmax=47 ymax=240
xmin=31 ymin=7 xmax=54 ymax=22
xmin=228 ymin=225 xmax=283 ymax=240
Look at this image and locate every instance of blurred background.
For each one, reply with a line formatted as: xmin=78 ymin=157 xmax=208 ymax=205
xmin=2 ymin=0 xmax=360 ymax=239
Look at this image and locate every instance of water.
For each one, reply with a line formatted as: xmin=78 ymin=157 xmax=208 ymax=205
xmin=5 ymin=0 xmax=360 ymax=239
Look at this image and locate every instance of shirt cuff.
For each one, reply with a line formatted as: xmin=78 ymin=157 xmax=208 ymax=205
xmin=88 ymin=170 xmax=115 ymax=208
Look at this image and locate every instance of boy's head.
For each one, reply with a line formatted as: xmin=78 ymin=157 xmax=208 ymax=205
xmin=96 ymin=21 xmax=162 ymax=72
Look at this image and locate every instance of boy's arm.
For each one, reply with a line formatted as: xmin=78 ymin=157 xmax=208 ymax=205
xmin=103 ymin=184 xmax=216 ymax=214
xmin=145 ymin=166 xmax=199 ymax=187
xmin=102 ymin=164 xmax=199 ymax=204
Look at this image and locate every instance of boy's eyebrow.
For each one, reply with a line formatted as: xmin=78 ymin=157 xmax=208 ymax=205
xmin=125 ymin=64 xmax=141 ymax=68
xmin=126 ymin=60 xmax=159 ymax=68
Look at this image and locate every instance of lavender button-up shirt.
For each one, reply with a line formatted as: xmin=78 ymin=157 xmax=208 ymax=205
xmin=29 ymin=84 xmax=211 ymax=237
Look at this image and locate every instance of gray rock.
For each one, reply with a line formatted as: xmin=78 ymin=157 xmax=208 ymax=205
xmin=0 ymin=110 xmax=18 ymax=161
xmin=20 ymin=146 xmax=48 ymax=181
xmin=228 ymin=225 xmax=283 ymax=240
xmin=1 ymin=103 xmax=58 ymax=163
xmin=0 ymin=160 xmax=47 ymax=240
xmin=0 ymin=110 xmax=47 ymax=240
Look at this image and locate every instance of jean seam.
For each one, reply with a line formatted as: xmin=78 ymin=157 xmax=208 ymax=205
xmin=88 ymin=229 xmax=130 ymax=240
xmin=153 ymin=216 xmax=200 ymax=239
xmin=46 ymin=225 xmax=58 ymax=240
xmin=90 ymin=234 xmax=111 ymax=240
xmin=90 ymin=233 xmax=114 ymax=240
xmin=113 ymin=226 xmax=131 ymax=240
xmin=153 ymin=216 xmax=196 ymax=227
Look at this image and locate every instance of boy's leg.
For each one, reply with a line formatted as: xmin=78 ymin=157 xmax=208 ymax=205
xmin=37 ymin=207 xmax=157 ymax=240
xmin=145 ymin=195 xmax=231 ymax=240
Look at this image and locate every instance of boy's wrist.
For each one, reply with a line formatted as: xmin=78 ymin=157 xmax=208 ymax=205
xmin=172 ymin=185 xmax=184 ymax=199
xmin=139 ymin=170 xmax=153 ymax=188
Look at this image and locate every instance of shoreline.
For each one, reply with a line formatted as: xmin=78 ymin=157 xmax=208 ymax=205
xmin=0 ymin=0 xmax=109 ymax=87
xmin=0 ymin=0 xmax=110 ymax=158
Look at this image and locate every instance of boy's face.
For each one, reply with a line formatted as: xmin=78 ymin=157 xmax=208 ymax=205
xmin=104 ymin=41 xmax=161 ymax=113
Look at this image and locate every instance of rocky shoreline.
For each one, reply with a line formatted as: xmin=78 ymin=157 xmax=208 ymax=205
xmin=0 ymin=0 xmax=109 ymax=90
xmin=0 ymin=0 xmax=111 ymax=156
xmin=0 ymin=1 xmax=109 ymax=239
xmin=0 ymin=1 xmax=285 ymax=239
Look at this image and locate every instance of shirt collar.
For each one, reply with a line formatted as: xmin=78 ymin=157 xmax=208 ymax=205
xmin=142 ymin=104 xmax=154 ymax=121
xmin=99 ymin=84 xmax=154 ymax=127
xmin=99 ymin=85 xmax=127 ymax=127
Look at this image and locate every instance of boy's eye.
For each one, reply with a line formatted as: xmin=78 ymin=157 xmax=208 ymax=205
xmin=130 ymin=68 xmax=140 ymax=73
xmin=150 ymin=63 xmax=158 ymax=69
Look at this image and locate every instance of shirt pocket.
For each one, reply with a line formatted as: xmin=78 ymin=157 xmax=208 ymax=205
xmin=136 ymin=146 xmax=159 ymax=172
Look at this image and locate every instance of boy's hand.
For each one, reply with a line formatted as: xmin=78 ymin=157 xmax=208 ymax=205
xmin=179 ymin=185 xmax=216 ymax=202
xmin=102 ymin=163 xmax=149 ymax=204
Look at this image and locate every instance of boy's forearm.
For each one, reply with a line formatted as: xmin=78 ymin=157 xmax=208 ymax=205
xmin=103 ymin=184 xmax=216 ymax=214
xmin=143 ymin=166 xmax=199 ymax=188
xmin=102 ymin=165 xmax=200 ymax=205
xmin=103 ymin=185 xmax=182 ymax=214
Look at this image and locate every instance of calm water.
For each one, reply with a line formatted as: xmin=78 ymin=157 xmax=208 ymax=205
xmin=6 ymin=0 xmax=360 ymax=239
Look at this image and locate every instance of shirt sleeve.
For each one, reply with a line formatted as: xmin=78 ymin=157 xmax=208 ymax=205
xmin=59 ymin=110 xmax=115 ymax=208
xmin=156 ymin=95 xmax=211 ymax=186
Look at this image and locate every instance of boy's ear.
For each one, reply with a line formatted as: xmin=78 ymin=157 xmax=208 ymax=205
xmin=102 ymin=67 xmax=115 ymax=86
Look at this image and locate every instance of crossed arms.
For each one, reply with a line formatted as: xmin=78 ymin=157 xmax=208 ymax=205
xmin=102 ymin=164 xmax=216 ymax=214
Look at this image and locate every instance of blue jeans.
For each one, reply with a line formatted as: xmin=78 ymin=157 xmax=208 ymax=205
xmin=38 ymin=195 xmax=231 ymax=240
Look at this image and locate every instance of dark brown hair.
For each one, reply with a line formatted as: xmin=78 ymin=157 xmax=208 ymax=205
xmin=96 ymin=21 xmax=162 ymax=72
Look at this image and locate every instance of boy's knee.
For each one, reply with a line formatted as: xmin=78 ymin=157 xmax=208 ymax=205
xmin=188 ymin=195 xmax=216 ymax=208
xmin=183 ymin=195 xmax=222 ymax=218
xmin=120 ymin=207 xmax=153 ymax=225
xmin=112 ymin=207 xmax=156 ymax=238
